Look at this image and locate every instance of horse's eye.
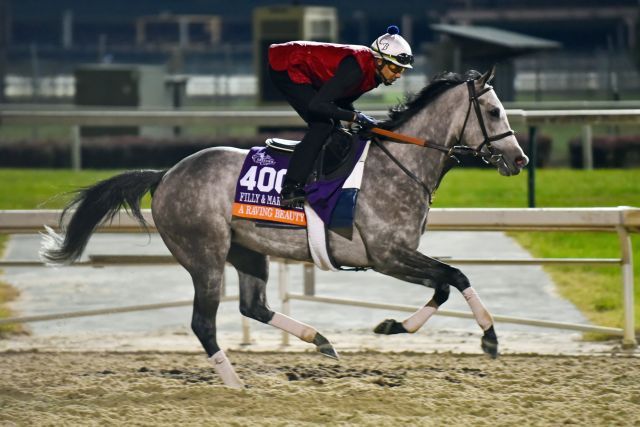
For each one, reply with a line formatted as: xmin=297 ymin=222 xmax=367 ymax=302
xmin=489 ymin=108 xmax=501 ymax=118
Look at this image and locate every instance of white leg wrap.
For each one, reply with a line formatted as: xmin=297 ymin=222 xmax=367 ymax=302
xmin=209 ymin=350 xmax=244 ymax=389
xmin=269 ymin=312 xmax=317 ymax=343
xmin=402 ymin=305 xmax=437 ymax=333
xmin=462 ymin=287 xmax=493 ymax=331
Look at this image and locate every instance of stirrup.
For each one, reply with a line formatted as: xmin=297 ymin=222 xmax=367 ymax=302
xmin=280 ymin=195 xmax=305 ymax=209
xmin=280 ymin=183 xmax=306 ymax=208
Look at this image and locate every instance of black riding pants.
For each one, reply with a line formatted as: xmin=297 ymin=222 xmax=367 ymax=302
xmin=269 ymin=67 xmax=335 ymax=184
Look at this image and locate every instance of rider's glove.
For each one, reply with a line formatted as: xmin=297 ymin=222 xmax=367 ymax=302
xmin=353 ymin=112 xmax=380 ymax=130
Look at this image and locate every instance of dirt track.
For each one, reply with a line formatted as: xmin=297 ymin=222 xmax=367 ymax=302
xmin=1 ymin=351 xmax=639 ymax=426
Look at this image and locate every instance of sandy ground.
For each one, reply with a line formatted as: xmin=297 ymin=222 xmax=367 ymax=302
xmin=2 ymin=232 xmax=638 ymax=425
xmin=1 ymin=350 xmax=639 ymax=426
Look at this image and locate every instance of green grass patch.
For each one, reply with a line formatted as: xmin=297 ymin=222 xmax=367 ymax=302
xmin=0 ymin=281 xmax=22 ymax=336
xmin=0 ymin=167 xmax=638 ymax=338
xmin=434 ymin=168 xmax=640 ymax=207
xmin=0 ymin=234 xmax=7 ymax=253
xmin=0 ymin=234 xmax=24 ymax=336
xmin=0 ymin=168 xmax=152 ymax=209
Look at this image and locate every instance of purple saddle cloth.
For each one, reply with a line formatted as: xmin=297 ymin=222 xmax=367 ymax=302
xmin=304 ymin=137 xmax=368 ymax=225
xmin=233 ymin=136 xmax=367 ymax=231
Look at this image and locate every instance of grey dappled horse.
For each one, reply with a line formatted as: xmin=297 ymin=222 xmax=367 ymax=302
xmin=42 ymin=69 xmax=528 ymax=388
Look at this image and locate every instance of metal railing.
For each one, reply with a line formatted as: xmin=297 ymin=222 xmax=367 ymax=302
xmin=0 ymin=207 xmax=637 ymax=347
xmin=3 ymin=107 xmax=640 ymax=126
xmin=2 ymin=107 xmax=640 ymax=170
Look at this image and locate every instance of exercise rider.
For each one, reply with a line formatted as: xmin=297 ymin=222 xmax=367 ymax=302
xmin=268 ymin=25 xmax=413 ymax=207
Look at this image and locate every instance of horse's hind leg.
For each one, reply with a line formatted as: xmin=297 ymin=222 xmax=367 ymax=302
xmin=189 ymin=266 xmax=245 ymax=388
xmin=227 ymin=243 xmax=338 ymax=359
xmin=158 ymin=230 xmax=244 ymax=388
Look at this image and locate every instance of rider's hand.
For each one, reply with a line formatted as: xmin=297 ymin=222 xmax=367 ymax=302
xmin=353 ymin=112 xmax=380 ymax=130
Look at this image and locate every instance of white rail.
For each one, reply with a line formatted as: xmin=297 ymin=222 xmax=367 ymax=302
xmin=2 ymin=108 xmax=640 ymax=126
xmin=2 ymin=108 xmax=639 ymax=172
xmin=0 ymin=107 xmax=640 ymax=126
xmin=1 ymin=207 xmax=638 ymax=233
xmin=0 ymin=208 xmax=637 ymax=347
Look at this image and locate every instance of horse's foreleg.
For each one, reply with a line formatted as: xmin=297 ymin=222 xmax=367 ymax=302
xmin=374 ymin=250 xmax=499 ymax=357
xmin=373 ymin=273 xmax=450 ymax=334
xmin=444 ymin=266 xmax=498 ymax=358
xmin=227 ymin=244 xmax=339 ymax=359
xmin=402 ymin=283 xmax=450 ymax=333
xmin=459 ymin=284 xmax=498 ymax=358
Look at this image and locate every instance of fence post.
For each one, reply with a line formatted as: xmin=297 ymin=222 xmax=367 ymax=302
xmin=241 ymin=316 xmax=251 ymax=346
xmin=617 ymin=223 xmax=637 ymax=348
xmin=581 ymin=124 xmax=593 ymax=170
xmin=279 ymin=260 xmax=290 ymax=346
xmin=71 ymin=125 xmax=82 ymax=171
xmin=527 ymin=126 xmax=537 ymax=208
xmin=303 ymin=263 xmax=315 ymax=296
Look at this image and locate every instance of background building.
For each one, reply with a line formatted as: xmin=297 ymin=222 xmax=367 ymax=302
xmin=1 ymin=0 xmax=638 ymax=102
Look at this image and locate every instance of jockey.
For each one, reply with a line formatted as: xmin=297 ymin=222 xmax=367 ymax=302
xmin=268 ymin=25 xmax=413 ymax=207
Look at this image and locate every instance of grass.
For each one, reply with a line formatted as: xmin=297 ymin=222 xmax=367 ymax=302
xmin=0 ymin=282 xmax=21 ymax=336
xmin=435 ymin=168 xmax=640 ymax=207
xmin=0 ymin=167 xmax=638 ymax=339
xmin=0 ymin=234 xmax=23 ymax=336
xmin=0 ymin=168 xmax=152 ymax=209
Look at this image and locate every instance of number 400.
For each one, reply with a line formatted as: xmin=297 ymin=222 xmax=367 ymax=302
xmin=239 ymin=166 xmax=287 ymax=193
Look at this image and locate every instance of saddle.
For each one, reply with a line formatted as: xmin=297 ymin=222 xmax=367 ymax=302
xmin=266 ymin=127 xmax=360 ymax=183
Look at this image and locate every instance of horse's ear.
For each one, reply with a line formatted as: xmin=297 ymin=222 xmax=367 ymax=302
xmin=479 ymin=65 xmax=496 ymax=85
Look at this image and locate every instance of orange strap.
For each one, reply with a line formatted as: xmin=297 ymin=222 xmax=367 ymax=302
xmin=371 ymin=127 xmax=427 ymax=147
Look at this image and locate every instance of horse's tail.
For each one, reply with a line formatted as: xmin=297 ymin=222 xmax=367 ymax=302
xmin=40 ymin=169 xmax=167 ymax=265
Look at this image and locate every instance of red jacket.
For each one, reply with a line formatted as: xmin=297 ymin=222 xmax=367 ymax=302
xmin=269 ymin=41 xmax=378 ymax=98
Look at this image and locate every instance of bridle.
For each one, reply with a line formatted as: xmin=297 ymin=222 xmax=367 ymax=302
xmin=370 ymin=77 xmax=515 ymax=202
xmin=373 ymin=79 xmax=515 ymax=160
xmin=455 ymin=79 xmax=515 ymax=167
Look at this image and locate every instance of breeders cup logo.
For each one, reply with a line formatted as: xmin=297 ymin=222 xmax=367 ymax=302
xmin=251 ymin=151 xmax=276 ymax=166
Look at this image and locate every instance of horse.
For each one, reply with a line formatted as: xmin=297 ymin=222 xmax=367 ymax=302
xmin=41 ymin=68 xmax=529 ymax=388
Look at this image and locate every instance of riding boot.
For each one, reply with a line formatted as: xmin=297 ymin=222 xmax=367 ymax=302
xmin=280 ymin=178 xmax=306 ymax=208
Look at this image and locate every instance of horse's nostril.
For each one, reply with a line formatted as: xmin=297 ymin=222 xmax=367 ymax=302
xmin=515 ymin=155 xmax=529 ymax=168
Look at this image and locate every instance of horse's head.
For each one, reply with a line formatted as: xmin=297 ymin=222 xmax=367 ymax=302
xmin=457 ymin=67 xmax=529 ymax=176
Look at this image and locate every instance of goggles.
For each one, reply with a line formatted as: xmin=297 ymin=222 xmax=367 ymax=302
xmin=394 ymin=53 xmax=414 ymax=65
xmin=378 ymin=51 xmax=414 ymax=67
xmin=386 ymin=61 xmax=407 ymax=74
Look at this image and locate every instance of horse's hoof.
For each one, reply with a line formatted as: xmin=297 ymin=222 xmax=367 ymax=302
xmin=313 ymin=332 xmax=339 ymax=360
xmin=481 ymin=336 xmax=499 ymax=359
xmin=317 ymin=343 xmax=339 ymax=360
xmin=374 ymin=319 xmax=407 ymax=335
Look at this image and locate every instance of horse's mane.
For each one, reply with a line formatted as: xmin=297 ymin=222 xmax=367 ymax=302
xmin=381 ymin=70 xmax=482 ymax=130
